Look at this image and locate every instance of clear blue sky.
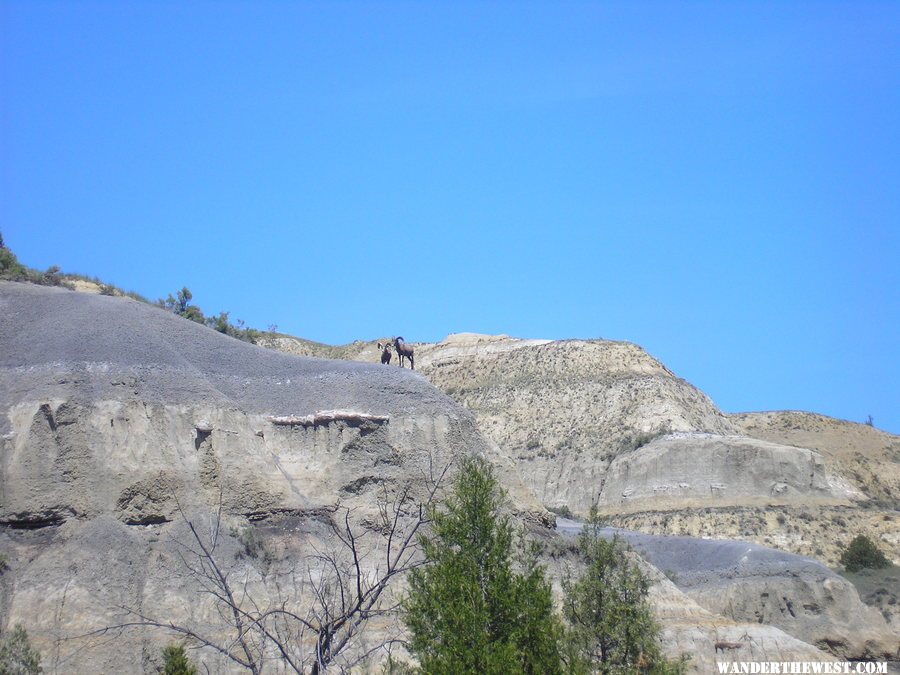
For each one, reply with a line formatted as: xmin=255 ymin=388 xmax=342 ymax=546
xmin=2 ymin=2 xmax=898 ymax=433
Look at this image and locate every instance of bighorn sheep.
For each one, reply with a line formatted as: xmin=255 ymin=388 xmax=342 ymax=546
xmin=377 ymin=342 xmax=392 ymax=365
xmin=393 ymin=336 xmax=414 ymax=370
xmin=714 ymin=641 xmax=745 ymax=654
xmin=714 ymin=632 xmax=753 ymax=653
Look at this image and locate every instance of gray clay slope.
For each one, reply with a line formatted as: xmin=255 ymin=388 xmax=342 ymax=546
xmin=0 ymin=281 xmax=455 ymax=430
xmin=0 ymin=281 xmax=531 ymax=672
xmin=556 ymin=518 xmax=836 ymax=589
xmin=556 ymin=518 xmax=896 ymax=658
xmin=0 ymin=279 xmax=544 ymax=531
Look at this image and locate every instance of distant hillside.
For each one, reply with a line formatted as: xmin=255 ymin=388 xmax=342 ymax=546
xmin=259 ymin=332 xmax=899 ymax=572
xmin=731 ymin=410 xmax=900 ymax=508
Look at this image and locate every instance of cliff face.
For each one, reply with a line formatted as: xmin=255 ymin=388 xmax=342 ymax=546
xmin=259 ymin=333 xmax=740 ymax=514
xmin=4 ymin=287 xmax=896 ymax=671
xmin=0 ymin=283 xmax=535 ymax=672
xmin=417 ymin=337 xmax=742 ymax=515
xmin=598 ymin=432 xmax=864 ymax=515
xmin=731 ymin=410 xmax=900 ymax=509
xmin=305 ymin=333 xmax=896 ymax=567
xmin=0 ymin=284 xmax=539 ymax=526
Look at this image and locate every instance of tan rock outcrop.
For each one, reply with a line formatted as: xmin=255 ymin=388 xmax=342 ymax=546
xmin=597 ymin=432 xmax=865 ymax=515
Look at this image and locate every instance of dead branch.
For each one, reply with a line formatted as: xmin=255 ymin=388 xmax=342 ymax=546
xmin=84 ymin=461 xmax=450 ymax=673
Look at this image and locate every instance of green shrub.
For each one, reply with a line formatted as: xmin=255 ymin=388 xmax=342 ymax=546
xmin=158 ymin=288 xmax=263 ymax=344
xmin=841 ymin=535 xmax=890 ymax=573
xmin=0 ymin=246 xmax=27 ymax=280
xmin=0 ymin=624 xmax=42 ymax=674
xmin=562 ymin=506 xmax=686 ymax=674
xmin=161 ymin=643 xmax=197 ymax=675
xmin=619 ymin=428 xmax=670 ymax=454
xmin=0 ymin=235 xmax=67 ymax=288
xmin=42 ymin=266 xmax=63 ymax=286
xmin=547 ymin=504 xmax=574 ymax=519
xmin=404 ymin=456 xmax=563 ymax=674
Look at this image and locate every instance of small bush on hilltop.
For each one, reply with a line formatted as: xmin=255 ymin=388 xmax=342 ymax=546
xmin=841 ymin=534 xmax=890 ymax=573
xmin=1 ymin=232 xmax=274 ymax=344
xmin=159 ymin=287 xmax=205 ymax=323
xmin=0 ymin=238 xmax=30 ymax=281
xmin=0 ymin=231 xmax=67 ymax=287
xmin=158 ymin=287 xmax=266 ymax=344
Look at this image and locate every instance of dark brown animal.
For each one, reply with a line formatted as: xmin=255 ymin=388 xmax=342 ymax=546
xmin=714 ymin=641 xmax=744 ymax=653
xmin=393 ymin=336 xmax=414 ymax=370
xmin=377 ymin=342 xmax=392 ymax=365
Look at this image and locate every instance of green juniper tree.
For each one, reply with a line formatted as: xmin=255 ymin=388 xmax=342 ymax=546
xmin=562 ymin=508 xmax=684 ymax=674
xmin=841 ymin=534 xmax=890 ymax=573
xmin=161 ymin=643 xmax=198 ymax=675
xmin=403 ymin=456 xmax=562 ymax=674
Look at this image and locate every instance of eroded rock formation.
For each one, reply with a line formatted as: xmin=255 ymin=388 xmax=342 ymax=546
xmin=4 ymin=285 xmax=897 ymax=671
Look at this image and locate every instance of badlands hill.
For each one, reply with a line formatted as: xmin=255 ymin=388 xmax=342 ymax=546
xmin=261 ymin=331 xmax=900 ymax=655
xmin=2 ymin=283 xmax=897 ymax=671
xmin=0 ymin=282 xmax=532 ymax=672
xmin=260 ymin=332 xmax=898 ymax=569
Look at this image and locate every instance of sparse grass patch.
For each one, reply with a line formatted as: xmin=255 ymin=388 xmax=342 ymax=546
xmin=618 ymin=427 xmax=671 ymax=455
xmin=841 ymin=564 xmax=900 ymax=623
xmin=231 ymin=526 xmax=278 ymax=572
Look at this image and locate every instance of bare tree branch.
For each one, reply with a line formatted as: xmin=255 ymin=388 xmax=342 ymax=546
xmin=82 ymin=460 xmax=451 ymax=672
